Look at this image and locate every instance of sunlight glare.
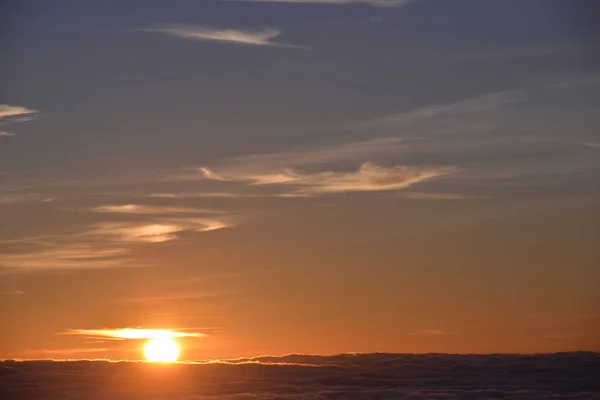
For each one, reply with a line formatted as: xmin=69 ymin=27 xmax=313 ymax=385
xmin=144 ymin=337 xmax=180 ymax=362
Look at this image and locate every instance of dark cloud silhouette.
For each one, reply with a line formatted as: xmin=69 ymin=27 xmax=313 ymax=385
xmin=1 ymin=353 xmax=599 ymax=399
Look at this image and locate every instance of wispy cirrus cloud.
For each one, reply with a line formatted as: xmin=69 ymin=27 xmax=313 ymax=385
xmin=149 ymin=192 xmax=281 ymax=199
xmin=0 ymin=290 xmax=25 ymax=295
xmin=201 ymin=162 xmax=458 ymax=195
xmin=90 ymin=204 xmax=222 ymax=215
xmin=408 ymin=329 xmax=462 ymax=336
xmin=89 ymin=218 xmax=237 ymax=243
xmin=0 ymin=104 xmax=39 ymax=137
xmin=63 ymin=328 xmax=204 ymax=339
xmin=541 ymin=332 xmax=600 ymax=339
xmin=140 ymin=24 xmax=308 ymax=49
xmin=0 ymin=215 xmax=237 ymax=271
xmin=574 ymin=141 xmax=600 ymax=149
xmin=108 ymin=291 xmax=230 ymax=304
xmin=167 ymin=137 xmax=454 ymax=196
xmin=0 ymin=245 xmax=132 ymax=271
xmin=0 ymin=104 xmax=39 ymax=120
xmin=222 ymin=0 xmax=413 ymax=7
xmin=400 ymin=192 xmax=488 ymax=200
xmin=26 ymin=348 xmax=108 ymax=356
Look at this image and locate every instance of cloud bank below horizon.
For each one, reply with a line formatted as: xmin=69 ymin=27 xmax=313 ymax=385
xmin=1 ymin=353 xmax=598 ymax=399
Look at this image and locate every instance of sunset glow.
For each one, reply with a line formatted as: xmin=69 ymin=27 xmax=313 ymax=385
xmin=144 ymin=338 xmax=180 ymax=363
xmin=1 ymin=4 xmax=598 ymax=400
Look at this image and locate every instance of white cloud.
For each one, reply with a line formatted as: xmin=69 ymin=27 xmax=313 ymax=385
xmin=222 ymin=0 xmax=413 ymax=7
xmin=141 ymin=24 xmax=308 ymax=49
xmin=0 ymin=104 xmax=39 ymax=119
xmin=0 ymin=131 xmax=15 ymax=136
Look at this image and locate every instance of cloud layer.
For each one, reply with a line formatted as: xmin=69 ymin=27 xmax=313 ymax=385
xmin=1 ymin=353 xmax=598 ymax=399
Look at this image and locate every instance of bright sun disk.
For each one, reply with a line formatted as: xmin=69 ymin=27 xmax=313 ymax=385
xmin=144 ymin=337 xmax=180 ymax=362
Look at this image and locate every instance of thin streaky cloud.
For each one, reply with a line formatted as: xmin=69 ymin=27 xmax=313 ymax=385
xmin=149 ymin=192 xmax=281 ymax=199
xmin=222 ymin=0 xmax=413 ymax=7
xmin=140 ymin=24 xmax=309 ymax=49
xmin=90 ymin=204 xmax=223 ymax=215
xmin=201 ymin=162 xmax=459 ymax=195
xmin=88 ymin=217 xmax=238 ymax=243
xmin=400 ymin=192 xmax=488 ymax=200
xmin=0 ymin=104 xmax=39 ymax=119
xmin=63 ymin=328 xmax=204 ymax=339
xmin=0 ymin=216 xmax=238 ymax=271
xmin=408 ymin=329 xmax=462 ymax=336
xmin=0 ymin=245 xmax=132 ymax=271
xmin=0 ymin=131 xmax=16 ymax=136
xmin=27 ymin=348 xmax=108 ymax=356
xmin=542 ymin=333 xmax=600 ymax=339
xmin=219 ymin=138 xmax=404 ymax=172
xmin=574 ymin=141 xmax=600 ymax=149
xmin=108 ymin=291 xmax=231 ymax=304
xmin=0 ymin=290 xmax=25 ymax=295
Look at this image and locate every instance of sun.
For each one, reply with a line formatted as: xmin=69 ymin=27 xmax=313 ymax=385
xmin=144 ymin=337 xmax=180 ymax=362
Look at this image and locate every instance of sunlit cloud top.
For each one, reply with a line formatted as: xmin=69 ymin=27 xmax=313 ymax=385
xmin=64 ymin=328 xmax=204 ymax=339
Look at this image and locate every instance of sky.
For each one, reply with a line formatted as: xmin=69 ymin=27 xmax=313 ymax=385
xmin=0 ymin=0 xmax=599 ymax=361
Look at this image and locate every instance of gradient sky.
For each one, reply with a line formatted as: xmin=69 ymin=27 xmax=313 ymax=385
xmin=1 ymin=0 xmax=599 ymax=361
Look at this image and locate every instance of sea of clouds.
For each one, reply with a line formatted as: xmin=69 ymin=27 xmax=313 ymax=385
xmin=1 ymin=353 xmax=599 ymax=400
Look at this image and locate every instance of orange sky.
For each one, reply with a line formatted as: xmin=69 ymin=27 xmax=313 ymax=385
xmin=1 ymin=0 xmax=599 ymax=360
